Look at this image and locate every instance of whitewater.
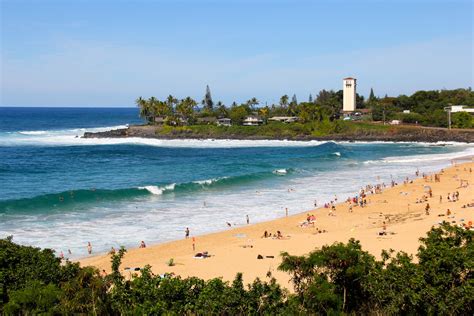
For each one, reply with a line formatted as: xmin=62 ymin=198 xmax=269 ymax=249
xmin=1 ymin=107 xmax=473 ymax=258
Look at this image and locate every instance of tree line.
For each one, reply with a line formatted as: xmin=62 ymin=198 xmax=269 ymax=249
xmin=136 ymin=87 xmax=474 ymax=129
xmin=369 ymin=88 xmax=474 ymax=128
xmin=1 ymin=223 xmax=472 ymax=314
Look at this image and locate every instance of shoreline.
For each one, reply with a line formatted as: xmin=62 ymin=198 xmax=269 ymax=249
xmin=79 ymin=158 xmax=474 ymax=286
xmin=83 ymin=124 xmax=474 ymax=143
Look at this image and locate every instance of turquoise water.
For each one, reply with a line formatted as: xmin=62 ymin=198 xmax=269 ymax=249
xmin=0 ymin=107 xmax=472 ymax=257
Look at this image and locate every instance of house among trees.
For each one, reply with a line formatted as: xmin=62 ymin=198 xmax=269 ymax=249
xmin=154 ymin=116 xmax=167 ymax=124
xmin=243 ymin=115 xmax=264 ymax=126
xmin=448 ymin=105 xmax=474 ymax=114
xmin=268 ymin=116 xmax=299 ymax=123
xmin=197 ymin=117 xmax=217 ymax=125
xmin=217 ymin=118 xmax=232 ymax=126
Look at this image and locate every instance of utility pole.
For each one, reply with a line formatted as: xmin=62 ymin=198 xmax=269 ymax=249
xmin=444 ymin=106 xmax=452 ymax=130
xmin=382 ymin=105 xmax=386 ymax=125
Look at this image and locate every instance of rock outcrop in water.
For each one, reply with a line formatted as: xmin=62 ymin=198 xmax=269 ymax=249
xmin=83 ymin=125 xmax=474 ymax=143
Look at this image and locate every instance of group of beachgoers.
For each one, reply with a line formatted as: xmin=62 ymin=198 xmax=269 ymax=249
xmin=62 ymin=162 xmax=472 ymax=264
xmin=447 ymin=191 xmax=461 ymax=202
xmin=261 ymin=230 xmax=284 ymax=239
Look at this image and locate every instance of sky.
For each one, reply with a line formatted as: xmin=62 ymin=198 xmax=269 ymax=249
xmin=1 ymin=0 xmax=473 ymax=107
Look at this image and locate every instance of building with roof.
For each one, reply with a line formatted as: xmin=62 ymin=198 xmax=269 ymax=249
xmin=343 ymin=77 xmax=356 ymax=112
xmin=243 ymin=115 xmax=264 ymax=126
xmin=448 ymin=105 xmax=474 ymax=114
xmin=268 ymin=116 xmax=299 ymax=123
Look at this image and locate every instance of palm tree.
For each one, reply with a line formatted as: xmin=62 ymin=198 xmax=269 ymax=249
xmin=246 ymin=97 xmax=259 ymax=110
xmin=216 ymin=101 xmax=227 ymax=118
xmin=147 ymin=96 xmax=159 ymax=122
xmin=156 ymin=100 xmax=172 ymax=118
xmin=176 ymin=97 xmax=197 ymax=124
xmin=166 ymin=95 xmax=178 ymax=111
xmin=279 ymin=95 xmax=289 ymax=108
xmin=136 ymin=96 xmax=151 ymax=123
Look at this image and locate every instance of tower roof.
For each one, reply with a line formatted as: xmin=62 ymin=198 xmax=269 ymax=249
xmin=343 ymin=77 xmax=356 ymax=80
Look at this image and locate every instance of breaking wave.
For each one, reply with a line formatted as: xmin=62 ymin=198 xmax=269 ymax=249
xmin=0 ymin=171 xmax=294 ymax=213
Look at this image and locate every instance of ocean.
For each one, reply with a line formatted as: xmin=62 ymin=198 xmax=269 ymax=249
xmin=1 ymin=107 xmax=473 ymax=258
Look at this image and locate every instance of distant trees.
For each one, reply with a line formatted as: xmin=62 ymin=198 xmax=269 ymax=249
xmin=136 ymin=95 xmax=197 ymax=125
xmin=136 ymin=87 xmax=474 ymax=128
xmin=369 ymin=88 xmax=474 ymax=127
xmin=452 ymin=111 xmax=473 ymax=128
xmin=229 ymin=104 xmax=250 ymax=125
xmin=1 ymin=223 xmax=472 ymax=314
xmin=368 ymin=88 xmax=376 ymax=103
xmin=202 ymin=85 xmax=214 ymax=110
xmin=246 ymin=97 xmax=259 ymax=110
xmin=279 ymin=94 xmax=289 ymax=108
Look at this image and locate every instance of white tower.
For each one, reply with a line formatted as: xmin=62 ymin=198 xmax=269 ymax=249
xmin=343 ymin=77 xmax=356 ymax=112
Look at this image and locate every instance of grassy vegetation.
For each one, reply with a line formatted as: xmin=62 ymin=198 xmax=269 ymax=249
xmin=154 ymin=121 xmax=392 ymax=139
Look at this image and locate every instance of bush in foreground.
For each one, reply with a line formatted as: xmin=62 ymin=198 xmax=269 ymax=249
xmin=1 ymin=223 xmax=472 ymax=314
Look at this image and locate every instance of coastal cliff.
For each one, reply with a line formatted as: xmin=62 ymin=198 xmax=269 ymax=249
xmin=83 ymin=124 xmax=474 ymax=143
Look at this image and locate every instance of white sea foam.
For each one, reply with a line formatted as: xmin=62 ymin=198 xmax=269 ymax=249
xmin=18 ymin=130 xmax=47 ymax=135
xmin=273 ymin=169 xmax=288 ymax=175
xmin=138 ymin=183 xmax=176 ymax=195
xmin=0 ymin=131 xmax=332 ymax=148
xmin=333 ymin=152 xmax=341 ymax=156
xmin=1 ymin=145 xmax=470 ymax=258
xmin=138 ymin=186 xmax=164 ymax=195
xmin=193 ymin=177 xmax=227 ymax=185
xmin=383 ymin=147 xmax=474 ymax=163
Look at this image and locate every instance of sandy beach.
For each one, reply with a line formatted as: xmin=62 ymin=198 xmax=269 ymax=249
xmin=80 ymin=159 xmax=474 ymax=288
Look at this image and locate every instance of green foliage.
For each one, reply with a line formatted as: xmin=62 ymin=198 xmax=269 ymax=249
xmin=452 ymin=111 xmax=473 ymax=128
xmin=398 ymin=112 xmax=424 ymax=124
xmin=0 ymin=236 xmax=62 ymax=305
xmin=203 ymin=85 xmax=214 ymax=110
xmin=369 ymin=88 xmax=474 ymax=127
xmin=279 ymin=239 xmax=375 ymax=313
xmin=1 ymin=224 xmax=472 ymax=314
xmin=229 ymin=104 xmax=250 ymax=125
xmin=3 ymin=281 xmax=61 ymax=314
xmin=137 ymin=88 xmax=473 ymax=130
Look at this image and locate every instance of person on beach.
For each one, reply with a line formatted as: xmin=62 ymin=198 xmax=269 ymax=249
xmin=109 ymin=247 xmax=116 ymax=255
xmin=285 ymin=208 xmax=288 ymax=217
xmin=262 ymin=230 xmax=269 ymax=238
xmin=425 ymin=203 xmax=431 ymax=215
xmin=226 ymin=222 xmax=232 ymax=227
xmin=276 ymin=231 xmax=283 ymax=239
xmin=439 ymin=195 xmax=442 ymax=203
xmin=192 ymin=237 xmax=196 ymax=251
xmin=139 ymin=241 xmax=146 ymax=248
xmin=87 ymin=242 xmax=92 ymax=255
xmin=246 ymin=215 xmax=249 ymax=225
xmin=185 ymin=227 xmax=190 ymax=238
xmin=59 ymin=251 xmax=64 ymax=259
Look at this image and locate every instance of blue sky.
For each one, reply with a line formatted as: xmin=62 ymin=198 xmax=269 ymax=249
xmin=1 ymin=0 xmax=472 ymax=107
